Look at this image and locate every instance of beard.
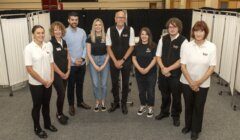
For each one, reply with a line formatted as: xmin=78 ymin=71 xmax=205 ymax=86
xmin=70 ymin=23 xmax=78 ymax=28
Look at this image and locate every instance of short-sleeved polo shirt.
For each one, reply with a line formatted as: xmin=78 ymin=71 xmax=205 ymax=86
xmin=24 ymin=41 xmax=54 ymax=85
xmin=180 ymin=40 xmax=217 ymax=88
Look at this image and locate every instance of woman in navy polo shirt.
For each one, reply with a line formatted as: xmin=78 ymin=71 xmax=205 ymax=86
xmin=132 ymin=27 xmax=157 ymax=118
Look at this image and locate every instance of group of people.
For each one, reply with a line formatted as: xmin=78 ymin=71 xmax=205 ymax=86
xmin=24 ymin=10 xmax=216 ymax=140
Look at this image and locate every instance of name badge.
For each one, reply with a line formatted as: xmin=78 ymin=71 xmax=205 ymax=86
xmin=203 ymin=52 xmax=208 ymax=56
xmin=56 ymin=47 xmax=62 ymax=51
xmin=172 ymin=45 xmax=179 ymax=49
xmin=122 ymin=34 xmax=128 ymax=37
xmin=146 ymin=48 xmax=151 ymax=53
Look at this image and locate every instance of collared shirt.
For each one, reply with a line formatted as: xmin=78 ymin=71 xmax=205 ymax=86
xmin=63 ymin=26 xmax=87 ymax=66
xmin=133 ymin=43 xmax=157 ymax=75
xmin=106 ymin=26 xmax=135 ymax=46
xmin=156 ymin=33 xmax=188 ymax=57
xmin=24 ymin=41 xmax=54 ymax=85
xmin=180 ymin=40 xmax=217 ymax=88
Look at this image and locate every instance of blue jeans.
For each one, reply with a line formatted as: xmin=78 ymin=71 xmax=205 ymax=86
xmin=89 ymin=55 xmax=109 ymax=100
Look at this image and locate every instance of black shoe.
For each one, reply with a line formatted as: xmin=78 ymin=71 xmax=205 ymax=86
xmin=94 ymin=106 xmax=100 ymax=112
xmin=121 ymin=104 xmax=128 ymax=114
xmin=44 ymin=125 xmax=58 ymax=132
xmin=108 ymin=103 xmax=120 ymax=113
xmin=34 ymin=128 xmax=47 ymax=139
xmin=191 ymin=132 xmax=199 ymax=140
xmin=69 ymin=105 xmax=75 ymax=116
xmin=173 ymin=118 xmax=180 ymax=127
xmin=101 ymin=106 xmax=107 ymax=112
xmin=182 ymin=127 xmax=191 ymax=134
xmin=77 ymin=102 xmax=91 ymax=109
xmin=62 ymin=113 xmax=69 ymax=120
xmin=155 ymin=113 xmax=169 ymax=120
xmin=56 ymin=114 xmax=68 ymax=125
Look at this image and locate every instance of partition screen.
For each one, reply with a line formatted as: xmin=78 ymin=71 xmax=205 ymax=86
xmin=1 ymin=17 xmax=29 ymax=86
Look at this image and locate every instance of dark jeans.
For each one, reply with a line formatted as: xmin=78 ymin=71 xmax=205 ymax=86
xmin=182 ymin=83 xmax=209 ymax=133
xmin=53 ymin=73 xmax=67 ymax=115
xmin=109 ymin=60 xmax=131 ymax=104
xmin=29 ymin=84 xmax=52 ymax=129
xmin=67 ymin=64 xmax=86 ymax=106
xmin=136 ymin=71 xmax=157 ymax=106
xmin=158 ymin=75 xmax=182 ymax=118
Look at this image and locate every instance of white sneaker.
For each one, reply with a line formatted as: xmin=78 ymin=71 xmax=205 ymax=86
xmin=137 ymin=105 xmax=146 ymax=116
xmin=147 ymin=107 xmax=154 ymax=118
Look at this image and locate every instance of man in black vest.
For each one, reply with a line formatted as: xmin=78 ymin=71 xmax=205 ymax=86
xmin=106 ymin=10 xmax=135 ymax=114
xmin=155 ymin=18 xmax=188 ymax=126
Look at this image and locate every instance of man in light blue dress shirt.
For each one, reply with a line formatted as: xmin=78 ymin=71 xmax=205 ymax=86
xmin=64 ymin=12 xmax=91 ymax=116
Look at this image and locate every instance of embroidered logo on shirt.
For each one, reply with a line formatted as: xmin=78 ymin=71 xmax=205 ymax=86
xmin=203 ymin=52 xmax=208 ymax=56
xmin=122 ymin=34 xmax=128 ymax=37
xmin=146 ymin=48 xmax=151 ymax=53
xmin=172 ymin=45 xmax=179 ymax=49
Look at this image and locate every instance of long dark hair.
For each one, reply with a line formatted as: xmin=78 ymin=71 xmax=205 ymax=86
xmin=138 ymin=27 xmax=156 ymax=50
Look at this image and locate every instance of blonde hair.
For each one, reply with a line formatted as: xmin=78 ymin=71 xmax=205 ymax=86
xmin=90 ymin=18 xmax=106 ymax=43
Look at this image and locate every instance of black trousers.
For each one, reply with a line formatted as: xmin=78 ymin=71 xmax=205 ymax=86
xmin=29 ymin=84 xmax=52 ymax=129
xmin=53 ymin=73 xmax=67 ymax=115
xmin=67 ymin=64 xmax=86 ymax=106
xmin=182 ymin=84 xmax=208 ymax=133
xmin=158 ymin=75 xmax=182 ymax=118
xmin=109 ymin=61 xmax=131 ymax=104
xmin=136 ymin=71 xmax=157 ymax=106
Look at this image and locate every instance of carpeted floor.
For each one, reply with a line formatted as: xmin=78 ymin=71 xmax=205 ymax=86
xmin=0 ymin=69 xmax=240 ymax=140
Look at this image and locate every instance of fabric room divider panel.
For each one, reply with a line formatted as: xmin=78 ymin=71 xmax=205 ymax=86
xmin=229 ymin=16 xmax=240 ymax=94
xmin=219 ymin=15 xmax=238 ymax=84
xmin=0 ymin=25 xmax=8 ymax=85
xmin=232 ymin=17 xmax=240 ymax=93
xmin=191 ymin=11 xmax=202 ymax=28
xmin=201 ymin=12 xmax=214 ymax=41
xmin=235 ymin=41 xmax=240 ymax=92
xmin=212 ymin=14 xmax=226 ymax=74
xmin=28 ymin=12 xmax=51 ymax=42
xmin=0 ymin=17 xmax=29 ymax=86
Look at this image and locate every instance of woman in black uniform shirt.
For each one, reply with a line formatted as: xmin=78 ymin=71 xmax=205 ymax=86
xmin=49 ymin=21 xmax=71 ymax=124
xmin=132 ymin=27 xmax=157 ymax=118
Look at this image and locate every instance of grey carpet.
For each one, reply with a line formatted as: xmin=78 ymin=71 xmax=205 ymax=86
xmin=0 ymin=69 xmax=240 ymax=140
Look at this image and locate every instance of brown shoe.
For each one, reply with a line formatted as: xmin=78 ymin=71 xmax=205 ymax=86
xmin=69 ymin=105 xmax=75 ymax=116
xmin=77 ymin=102 xmax=91 ymax=110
